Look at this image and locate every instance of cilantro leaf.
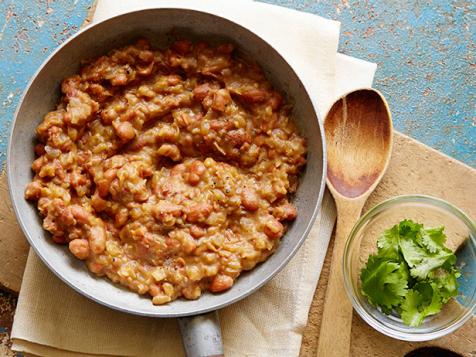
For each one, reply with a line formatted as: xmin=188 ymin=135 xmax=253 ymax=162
xmin=401 ymin=289 xmax=425 ymax=326
xmin=399 ymin=219 xmax=423 ymax=240
xmin=401 ymin=283 xmax=443 ymax=327
xmin=399 ymin=234 xmax=455 ymax=279
xmin=360 ymin=256 xmax=408 ymax=311
xmin=417 ymin=227 xmax=446 ymax=254
xmin=414 ymin=282 xmax=443 ymax=316
xmin=430 ymin=268 xmax=459 ymax=303
xmin=377 ymin=224 xmax=402 ymax=260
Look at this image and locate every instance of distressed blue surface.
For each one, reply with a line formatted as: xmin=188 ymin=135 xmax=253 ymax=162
xmin=0 ymin=0 xmax=92 ymax=165
xmin=0 ymin=0 xmax=474 ymax=168
xmin=456 ymin=235 xmax=476 ymax=307
xmin=262 ymin=0 xmax=476 ymax=167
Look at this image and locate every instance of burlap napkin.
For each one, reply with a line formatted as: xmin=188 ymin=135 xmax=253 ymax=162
xmin=11 ymin=1 xmax=377 ymax=356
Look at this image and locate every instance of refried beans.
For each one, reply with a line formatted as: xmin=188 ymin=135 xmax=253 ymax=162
xmin=25 ymin=38 xmax=307 ymax=305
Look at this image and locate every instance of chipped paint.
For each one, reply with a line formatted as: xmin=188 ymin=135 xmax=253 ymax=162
xmin=0 ymin=0 xmax=474 ymax=169
xmin=0 ymin=0 xmax=91 ymax=166
xmin=261 ymin=0 xmax=475 ymax=167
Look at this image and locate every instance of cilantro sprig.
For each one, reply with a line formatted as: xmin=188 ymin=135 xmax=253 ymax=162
xmin=360 ymin=219 xmax=460 ymax=327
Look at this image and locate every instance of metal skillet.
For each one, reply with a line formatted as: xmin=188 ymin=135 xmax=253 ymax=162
xmin=7 ymin=8 xmax=326 ymax=356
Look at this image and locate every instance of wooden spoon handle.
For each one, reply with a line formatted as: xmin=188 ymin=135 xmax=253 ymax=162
xmin=316 ymin=199 xmax=364 ymax=357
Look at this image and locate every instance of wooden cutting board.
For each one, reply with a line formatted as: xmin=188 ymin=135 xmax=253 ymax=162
xmin=300 ymin=132 xmax=476 ymax=357
xmin=0 ymin=131 xmax=475 ymax=356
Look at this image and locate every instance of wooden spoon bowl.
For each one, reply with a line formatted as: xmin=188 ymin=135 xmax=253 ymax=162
xmin=326 ymin=90 xmax=393 ymax=198
xmin=317 ymin=89 xmax=393 ymax=357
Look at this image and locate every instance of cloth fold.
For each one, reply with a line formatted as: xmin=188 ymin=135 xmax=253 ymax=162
xmin=11 ymin=1 xmax=377 ymax=356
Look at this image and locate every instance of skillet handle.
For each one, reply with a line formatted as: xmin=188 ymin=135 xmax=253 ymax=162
xmin=178 ymin=310 xmax=224 ymax=357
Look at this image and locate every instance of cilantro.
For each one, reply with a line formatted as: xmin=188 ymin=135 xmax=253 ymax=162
xmin=360 ymin=219 xmax=460 ymax=327
xmin=376 ymin=224 xmax=401 ymax=260
xmin=360 ymin=256 xmax=408 ymax=311
xmin=431 ymin=268 xmax=460 ymax=303
xmin=417 ymin=227 xmax=446 ymax=253
xmin=399 ymin=234 xmax=455 ymax=279
xmin=401 ymin=283 xmax=442 ymax=327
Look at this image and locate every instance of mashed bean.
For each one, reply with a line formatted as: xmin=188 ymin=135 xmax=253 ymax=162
xmin=25 ymin=39 xmax=307 ymax=304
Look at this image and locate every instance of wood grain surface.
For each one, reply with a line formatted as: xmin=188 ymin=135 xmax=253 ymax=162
xmin=0 ymin=132 xmax=474 ymax=356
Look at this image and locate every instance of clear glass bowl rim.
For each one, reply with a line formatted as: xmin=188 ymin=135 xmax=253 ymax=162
xmin=342 ymin=194 xmax=476 ymax=341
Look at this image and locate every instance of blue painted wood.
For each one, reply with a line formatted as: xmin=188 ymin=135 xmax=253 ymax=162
xmin=262 ymin=0 xmax=475 ymax=167
xmin=0 ymin=0 xmax=474 ymax=168
xmin=0 ymin=0 xmax=92 ymax=165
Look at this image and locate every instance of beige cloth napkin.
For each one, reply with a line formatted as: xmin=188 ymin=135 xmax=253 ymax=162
xmin=11 ymin=1 xmax=376 ymax=356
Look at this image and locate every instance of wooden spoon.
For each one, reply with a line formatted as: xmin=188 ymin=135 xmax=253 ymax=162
xmin=316 ymin=89 xmax=393 ymax=357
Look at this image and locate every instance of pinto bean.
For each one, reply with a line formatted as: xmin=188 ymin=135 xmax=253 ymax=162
xmin=182 ymin=285 xmax=201 ymax=299
xmin=88 ymin=261 xmax=104 ymax=274
xmin=241 ymin=188 xmax=259 ymax=211
xmin=134 ymin=190 xmax=149 ymax=202
xmin=97 ymin=179 xmax=110 ymax=198
xmin=59 ymin=205 xmax=75 ymax=226
xmin=190 ymin=160 xmax=206 ymax=176
xmin=114 ymin=121 xmax=135 ymax=141
xmin=167 ymin=74 xmax=182 ymax=86
xmin=97 ymin=169 xmax=117 ymax=198
xmin=188 ymin=160 xmax=206 ymax=185
xmin=241 ymin=88 xmax=268 ymax=103
xmin=70 ymin=204 xmax=91 ymax=225
xmin=186 ymin=202 xmax=212 ymax=223
xmin=188 ymin=173 xmax=201 ymax=185
xmin=153 ymin=201 xmax=182 ymax=221
xmin=103 ymin=168 xmax=117 ymax=184
xmin=263 ymin=217 xmax=284 ymax=239
xmin=274 ymin=203 xmax=297 ymax=221
xmin=193 ymin=83 xmax=214 ymax=102
xmin=189 ymin=225 xmax=206 ymax=238
xmin=26 ymin=39 xmax=308 ymax=307
xmin=31 ymin=157 xmax=46 ymax=172
xmin=114 ymin=208 xmax=128 ymax=227
xmin=226 ymin=129 xmax=251 ymax=148
xmin=89 ymin=225 xmax=106 ymax=254
xmin=91 ymin=193 xmax=107 ymax=212
xmin=152 ymin=294 xmax=171 ymax=305
xmin=148 ymin=284 xmax=161 ymax=297
xmin=25 ymin=182 xmax=42 ymax=200
xmin=209 ymin=274 xmax=233 ymax=292
xmin=69 ymin=239 xmax=90 ymax=260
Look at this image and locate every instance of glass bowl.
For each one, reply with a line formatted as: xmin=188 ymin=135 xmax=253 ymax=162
xmin=343 ymin=195 xmax=476 ymax=341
